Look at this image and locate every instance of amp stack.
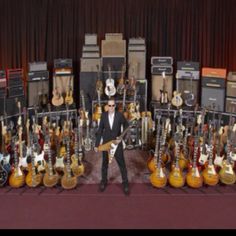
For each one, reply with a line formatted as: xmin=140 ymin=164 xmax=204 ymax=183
xmin=176 ymin=61 xmax=200 ymax=108
xmin=226 ymin=72 xmax=236 ymax=113
xmin=27 ymin=61 xmax=49 ymax=110
xmin=201 ymin=67 xmax=227 ymax=111
xmin=53 ymin=58 xmax=74 ymax=108
xmin=80 ymin=33 xmax=101 ymax=114
xmin=101 ymin=33 xmax=126 ymax=80
xmin=128 ymin=38 xmax=147 ymax=111
xmin=151 ymin=56 xmax=173 ymax=103
xmin=5 ymin=68 xmax=26 ymax=116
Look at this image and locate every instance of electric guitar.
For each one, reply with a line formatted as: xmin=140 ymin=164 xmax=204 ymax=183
xmin=65 ymin=75 xmax=74 ymax=105
xmin=98 ymin=126 xmax=131 ymax=164
xmin=52 ymin=76 xmax=64 ymax=106
xmin=117 ymin=64 xmax=126 ymax=95
xmin=160 ymin=72 xmax=169 ymax=105
xmin=171 ymin=73 xmax=183 ymax=107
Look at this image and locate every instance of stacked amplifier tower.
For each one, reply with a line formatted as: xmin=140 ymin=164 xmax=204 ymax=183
xmin=128 ymin=38 xmax=147 ymax=111
xmin=80 ymin=34 xmax=101 ymax=114
xmin=176 ymin=61 xmax=200 ymax=108
xmin=226 ymin=72 xmax=236 ymax=113
xmin=27 ymin=61 xmax=49 ymax=109
xmin=201 ymin=67 xmax=227 ymax=112
xmin=6 ymin=68 xmax=26 ymax=116
xmin=151 ymin=56 xmax=173 ymax=103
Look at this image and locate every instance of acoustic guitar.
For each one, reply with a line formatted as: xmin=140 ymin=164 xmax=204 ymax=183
xmin=104 ymin=64 xmax=116 ymax=97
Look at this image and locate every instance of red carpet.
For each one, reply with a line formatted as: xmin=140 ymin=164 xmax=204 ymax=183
xmin=1 ymin=183 xmax=236 ymax=229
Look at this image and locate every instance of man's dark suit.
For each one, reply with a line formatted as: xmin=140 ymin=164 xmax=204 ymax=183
xmin=95 ymin=111 xmax=129 ymax=185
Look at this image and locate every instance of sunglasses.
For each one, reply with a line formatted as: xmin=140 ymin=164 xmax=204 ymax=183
xmin=108 ymin=104 xmax=115 ymax=107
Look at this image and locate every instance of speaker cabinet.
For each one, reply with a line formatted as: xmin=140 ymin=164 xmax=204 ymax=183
xmin=79 ymin=72 xmax=98 ymax=114
xmin=177 ymin=78 xmax=200 ymax=106
xmin=80 ymin=58 xmax=101 ymax=72
xmin=128 ymin=50 xmax=146 ymax=79
xmin=27 ymin=79 xmax=49 ymax=107
xmin=151 ymin=75 xmax=173 ymax=101
xmin=201 ymin=87 xmax=225 ymax=111
xmin=226 ymin=81 xmax=236 ymax=98
xmin=6 ymin=96 xmax=26 ymax=116
xmin=101 ymin=40 xmax=126 ymax=57
xmin=225 ymin=97 xmax=236 ymax=113
xmin=53 ymin=75 xmax=74 ymax=96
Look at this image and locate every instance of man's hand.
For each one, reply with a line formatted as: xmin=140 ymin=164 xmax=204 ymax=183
xmin=114 ymin=137 xmax=122 ymax=145
xmin=94 ymin=147 xmax=98 ymax=152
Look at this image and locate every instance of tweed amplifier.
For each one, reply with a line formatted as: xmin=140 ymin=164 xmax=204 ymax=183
xmin=102 ymin=57 xmax=126 ymax=71
xmin=225 ymin=97 xmax=236 ymax=113
xmin=128 ymin=51 xmax=146 ymax=79
xmin=129 ymin=38 xmax=145 ymax=45
xmin=105 ymin=33 xmax=123 ymax=41
xmin=101 ymin=40 xmax=126 ymax=57
xmin=227 ymin=72 xmax=236 ymax=81
xmin=151 ymin=75 xmax=173 ymax=101
xmin=226 ymin=81 xmax=236 ymax=98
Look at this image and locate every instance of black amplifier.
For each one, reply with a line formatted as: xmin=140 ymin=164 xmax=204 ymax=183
xmin=28 ymin=70 xmax=49 ymax=81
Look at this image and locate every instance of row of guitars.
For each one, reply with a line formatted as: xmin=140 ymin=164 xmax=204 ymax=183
xmin=0 ymin=112 xmax=86 ymax=189
xmin=148 ymin=108 xmax=236 ymax=188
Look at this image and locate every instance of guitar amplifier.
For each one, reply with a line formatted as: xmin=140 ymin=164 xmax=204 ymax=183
xmin=177 ymin=78 xmax=200 ymax=106
xmin=28 ymin=62 xmax=47 ymax=72
xmin=82 ymin=45 xmax=100 ymax=52
xmin=27 ymin=79 xmax=49 ymax=107
xmin=79 ymin=72 xmax=97 ymax=114
xmin=225 ymin=97 xmax=236 ymax=113
xmin=85 ymin=34 xmax=97 ymax=45
xmin=54 ymin=58 xmax=73 ymax=69
xmin=202 ymin=67 xmax=227 ymax=78
xmin=201 ymin=87 xmax=225 ymax=111
xmin=105 ymin=33 xmax=123 ymax=41
xmin=128 ymin=50 xmax=146 ymax=79
xmin=7 ymin=78 xmax=23 ymax=87
xmin=82 ymin=52 xmax=100 ymax=58
xmin=177 ymin=61 xmax=200 ymax=71
xmin=129 ymin=38 xmax=145 ymax=45
xmin=201 ymin=77 xmax=226 ymax=89
xmin=226 ymin=81 xmax=236 ymax=98
xmin=0 ymin=70 xmax=6 ymax=79
xmin=101 ymin=40 xmax=126 ymax=57
xmin=28 ymin=71 xmax=49 ymax=81
xmin=102 ymin=57 xmax=126 ymax=71
xmin=176 ymin=70 xmax=200 ymax=80
xmin=6 ymin=96 xmax=26 ymax=116
xmin=80 ymin=58 xmax=101 ymax=72
xmin=151 ymin=57 xmax=173 ymax=66
xmin=227 ymin=72 xmax=236 ymax=81
xmin=6 ymin=68 xmax=23 ymax=80
xmin=8 ymin=86 xmax=25 ymax=98
xmin=151 ymin=66 xmax=173 ymax=75
xmin=53 ymin=75 xmax=74 ymax=95
xmin=151 ymin=75 xmax=173 ymax=102
xmin=54 ymin=68 xmax=73 ymax=75
xmin=128 ymin=44 xmax=146 ymax=51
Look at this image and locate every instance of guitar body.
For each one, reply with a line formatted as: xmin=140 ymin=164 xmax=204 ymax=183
xmin=65 ymin=90 xmax=73 ymax=105
xmin=219 ymin=162 xmax=236 ymax=185
xmin=52 ymin=89 xmax=64 ymax=107
xmin=25 ymin=164 xmax=43 ymax=187
xmin=71 ymin=154 xmax=85 ymax=177
xmin=34 ymin=151 xmax=46 ymax=172
xmin=147 ymin=156 xmax=156 ymax=173
xmin=202 ymin=165 xmax=219 ymax=186
xmin=43 ymin=169 xmax=60 ymax=188
xmin=185 ymin=93 xmax=195 ymax=107
xmin=9 ymin=168 xmax=25 ymax=188
xmin=178 ymin=152 xmax=189 ymax=170
xmin=93 ymin=105 xmax=102 ymax=122
xmin=150 ymin=168 xmax=167 ymax=188
xmin=61 ymin=169 xmax=78 ymax=190
xmin=169 ymin=167 xmax=185 ymax=188
xmin=186 ymin=167 xmax=203 ymax=188
xmin=171 ymin=91 xmax=183 ymax=107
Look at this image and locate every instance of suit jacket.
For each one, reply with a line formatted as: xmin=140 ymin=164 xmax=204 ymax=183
xmin=95 ymin=111 xmax=129 ymax=147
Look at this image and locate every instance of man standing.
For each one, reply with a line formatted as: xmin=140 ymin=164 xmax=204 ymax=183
xmin=94 ymin=98 xmax=130 ymax=195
